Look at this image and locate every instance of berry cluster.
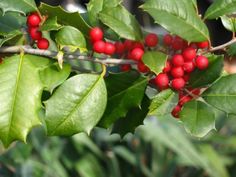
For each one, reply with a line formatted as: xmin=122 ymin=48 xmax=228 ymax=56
xmin=90 ymin=27 xmax=210 ymax=118
xmin=27 ymin=12 xmax=49 ymax=50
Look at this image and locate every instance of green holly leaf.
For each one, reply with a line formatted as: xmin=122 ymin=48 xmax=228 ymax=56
xmin=189 ymin=54 xmax=224 ymax=88
xmin=141 ymin=0 xmax=209 ymax=42
xmin=227 ymin=43 xmax=236 ymax=56
xmin=203 ymin=74 xmax=236 ymax=115
xmin=142 ymin=51 xmax=167 ymax=75
xmin=39 ymin=3 xmax=91 ymax=36
xmin=221 ymin=16 xmax=236 ymax=32
xmin=39 ymin=63 xmax=71 ymax=93
xmin=180 ymin=100 xmax=216 ymax=138
xmin=45 ymin=74 xmax=107 ymax=136
xmin=40 ymin=16 xmax=62 ymax=31
xmin=0 ymin=31 xmax=22 ymax=47
xmin=0 ymin=54 xmax=50 ymax=147
xmin=148 ymin=89 xmax=178 ymax=117
xmin=99 ymin=70 xmax=148 ymax=128
xmin=99 ymin=5 xmax=143 ymax=41
xmin=0 ymin=0 xmax=37 ymax=15
xmin=112 ymin=96 xmax=150 ymax=137
xmin=87 ymin=0 xmax=121 ymax=26
xmin=0 ymin=12 xmax=26 ymax=36
xmin=55 ymin=26 xmax=86 ymax=52
xmin=204 ymin=0 xmax=236 ymax=20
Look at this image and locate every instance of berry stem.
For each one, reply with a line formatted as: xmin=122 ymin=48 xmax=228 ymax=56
xmin=0 ymin=45 xmax=137 ymax=65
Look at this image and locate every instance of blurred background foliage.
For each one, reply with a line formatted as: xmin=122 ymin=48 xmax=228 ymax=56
xmin=1 ymin=0 xmax=236 ymax=177
xmin=1 ymin=114 xmax=236 ymax=177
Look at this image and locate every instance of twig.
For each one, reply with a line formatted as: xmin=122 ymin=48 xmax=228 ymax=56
xmin=209 ymin=38 xmax=236 ymax=52
xmin=0 ymin=46 xmax=137 ymax=65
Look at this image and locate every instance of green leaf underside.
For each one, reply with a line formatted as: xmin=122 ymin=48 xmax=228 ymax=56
xmin=203 ymin=74 xmax=236 ymax=115
xmin=87 ymin=0 xmax=121 ymax=26
xmin=204 ymin=0 xmax=236 ymax=20
xmin=39 ymin=63 xmax=71 ymax=93
xmin=99 ymin=70 xmax=148 ymax=128
xmin=55 ymin=26 xmax=86 ymax=51
xmin=45 ymin=74 xmax=107 ymax=136
xmin=0 ymin=55 xmax=51 ymax=147
xmin=39 ymin=3 xmax=91 ymax=36
xmin=142 ymin=51 xmax=167 ymax=74
xmin=221 ymin=16 xmax=236 ymax=32
xmin=189 ymin=54 xmax=224 ymax=88
xmin=99 ymin=5 xmax=143 ymax=41
xmin=0 ymin=31 xmax=22 ymax=47
xmin=0 ymin=12 xmax=26 ymax=36
xmin=180 ymin=100 xmax=216 ymax=138
xmin=0 ymin=0 xmax=37 ymax=15
xmin=40 ymin=16 xmax=62 ymax=31
xmin=141 ymin=0 xmax=209 ymax=42
xmin=148 ymin=89 xmax=178 ymax=117
xmin=112 ymin=95 xmax=150 ymax=137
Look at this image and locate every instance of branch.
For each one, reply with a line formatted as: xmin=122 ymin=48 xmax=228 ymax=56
xmin=209 ymin=38 xmax=236 ymax=52
xmin=0 ymin=46 xmax=137 ymax=65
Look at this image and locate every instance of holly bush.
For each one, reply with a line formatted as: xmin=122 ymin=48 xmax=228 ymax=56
xmin=0 ymin=0 xmax=236 ymax=148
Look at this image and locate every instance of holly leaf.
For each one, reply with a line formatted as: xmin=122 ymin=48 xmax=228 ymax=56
xmin=180 ymin=100 xmax=216 ymax=138
xmin=189 ymin=54 xmax=224 ymax=88
xmin=87 ymin=0 xmax=121 ymax=26
xmin=0 ymin=31 xmax=22 ymax=47
xmin=148 ymin=89 xmax=178 ymax=117
xmin=227 ymin=43 xmax=236 ymax=56
xmin=141 ymin=0 xmax=209 ymax=42
xmin=112 ymin=96 xmax=150 ymax=137
xmin=99 ymin=70 xmax=148 ymax=128
xmin=0 ymin=12 xmax=26 ymax=36
xmin=40 ymin=16 xmax=62 ymax=31
xmin=0 ymin=54 xmax=50 ymax=147
xmin=45 ymin=74 xmax=107 ymax=136
xmin=204 ymin=0 xmax=236 ymax=20
xmin=55 ymin=26 xmax=86 ymax=52
xmin=0 ymin=0 xmax=37 ymax=15
xmin=99 ymin=5 xmax=143 ymax=41
xmin=39 ymin=3 xmax=91 ymax=36
xmin=39 ymin=63 xmax=71 ymax=93
xmin=203 ymin=74 xmax=236 ymax=115
xmin=221 ymin=16 xmax=236 ymax=32
xmin=142 ymin=51 xmax=167 ymax=75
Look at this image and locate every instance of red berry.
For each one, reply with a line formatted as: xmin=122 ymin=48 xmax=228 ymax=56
xmin=196 ymin=41 xmax=209 ymax=49
xmin=172 ymin=78 xmax=185 ymax=90
xmin=171 ymin=105 xmax=182 ymax=118
xmin=163 ymin=34 xmax=173 ymax=46
xmin=182 ymin=47 xmax=196 ymax=61
xmin=183 ymin=61 xmax=195 ymax=73
xmin=29 ymin=27 xmax=42 ymax=40
xmin=195 ymin=56 xmax=209 ymax=70
xmin=89 ymin=27 xmax=103 ymax=42
xmin=145 ymin=33 xmax=158 ymax=47
xmin=124 ymin=39 xmax=134 ymax=51
xmin=172 ymin=36 xmax=184 ymax=50
xmin=163 ymin=60 xmax=172 ymax=73
xmin=120 ymin=64 xmax=131 ymax=72
xmin=115 ymin=42 xmax=125 ymax=55
xmin=130 ymin=48 xmax=144 ymax=61
xmin=179 ymin=95 xmax=192 ymax=106
xmin=132 ymin=42 xmax=144 ymax=50
xmin=183 ymin=74 xmax=190 ymax=82
xmin=188 ymin=88 xmax=201 ymax=96
xmin=104 ymin=42 xmax=115 ymax=55
xmin=37 ymin=38 xmax=49 ymax=50
xmin=93 ymin=40 xmax=105 ymax=53
xmin=155 ymin=73 xmax=169 ymax=90
xmin=137 ymin=62 xmax=149 ymax=73
xmin=171 ymin=66 xmax=184 ymax=78
xmin=27 ymin=13 xmax=41 ymax=27
xmin=172 ymin=54 xmax=184 ymax=66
